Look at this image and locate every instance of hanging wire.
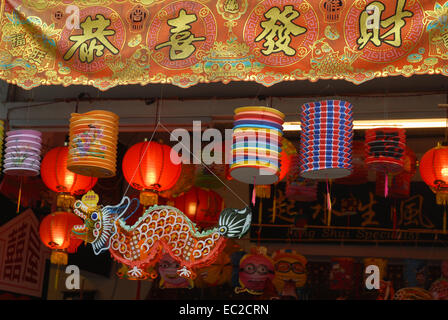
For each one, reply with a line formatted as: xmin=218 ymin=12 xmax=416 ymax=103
xmin=158 ymin=121 xmax=249 ymax=208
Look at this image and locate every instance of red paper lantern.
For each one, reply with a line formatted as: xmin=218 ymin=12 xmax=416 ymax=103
xmin=419 ymin=143 xmax=448 ymax=205
xmin=122 ymin=141 xmax=182 ymax=206
xmin=39 ymin=211 xmax=84 ymax=264
xmin=174 ymin=186 xmax=224 ymax=228
xmin=41 ymin=146 xmax=98 ymax=197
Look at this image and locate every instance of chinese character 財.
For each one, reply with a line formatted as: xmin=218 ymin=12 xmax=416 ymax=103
xmin=63 ymin=14 xmax=119 ymax=63
xmin=255 ymin=5 xmax=307 ymax=56
xmin=357 ymin=0 xmax=413 ymax=50
xmin=155 ymin=9 xmax=206 ymax=61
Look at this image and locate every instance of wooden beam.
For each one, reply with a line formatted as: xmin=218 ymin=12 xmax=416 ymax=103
xmin=438 ymin=104 xmax=448 ymax=108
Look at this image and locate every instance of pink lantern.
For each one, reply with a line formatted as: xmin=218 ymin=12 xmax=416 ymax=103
xmin=3 ymin=130 xmax=42 ymax=176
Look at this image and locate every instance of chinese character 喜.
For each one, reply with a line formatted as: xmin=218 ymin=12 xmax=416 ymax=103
xmin=255 ymin=5 xmax=307 ymax=56
xmin=357 ymin=0 xmax=413 ymax=50
xmin=155 ymin=9 xmax=205 ymax=61
xmin=63 ymin=14 xmax=119 ymax=63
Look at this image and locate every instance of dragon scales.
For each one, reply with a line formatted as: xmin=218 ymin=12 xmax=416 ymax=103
xmin=71 ymin=191 xmax=252 ymax=280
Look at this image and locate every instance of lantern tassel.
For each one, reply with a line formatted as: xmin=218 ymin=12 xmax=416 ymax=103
xmin=252 ymin=177 xmax=256 ymax=206
xmin=16 ymin=176 xmax=23 ymax=214
xmin=326 ymin=180 xmax=332 ymax=226
xmin=385 ymin=173 xmax=388 ymax=198
xmin=55 ymin=264 xmax=60 ymax=290
xmin=258 ymin=200 xmax=263 ymax=224
xmin=272 ymin=190 xmax=276 ymax=223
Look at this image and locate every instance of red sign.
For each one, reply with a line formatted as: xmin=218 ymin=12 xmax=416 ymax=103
xmin=0 ymin=209 xmax=49 ymax=298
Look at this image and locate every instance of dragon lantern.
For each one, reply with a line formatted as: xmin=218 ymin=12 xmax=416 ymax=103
xmin=71 ymin=191 xmax=252 ymax=280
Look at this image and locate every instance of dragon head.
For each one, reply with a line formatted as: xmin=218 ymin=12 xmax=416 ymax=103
xmin=71 ymin=191 xmax=131 ymax=255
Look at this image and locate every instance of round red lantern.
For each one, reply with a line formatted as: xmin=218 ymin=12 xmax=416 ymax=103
xmin=420 ymin=143 xmax=448 ymax=205
xmin=122 ymin=141 xmax=182 ymax=207
xmin=41 ymin=146 xmax=98 ymax=209
xmin=39 ymin=211 xmax=84 ymax=264
xmin=174 ymin=186 xmax=224 ymax=228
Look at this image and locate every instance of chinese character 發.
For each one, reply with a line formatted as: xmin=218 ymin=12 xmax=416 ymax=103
xmin=255 ymin=5 xmax=307 ymax=56
xmin=63 ymin=14 xmax=119 ymax=63
xmin=357 ymin=0 xmax=413 ymax=50
xmin=155 ymin=9 xmax=205 ymax=61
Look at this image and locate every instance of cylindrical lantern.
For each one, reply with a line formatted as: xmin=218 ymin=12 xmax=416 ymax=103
xmin=286 ymin=154 xmax=318 ymax=201
xmin=4 ymin=129 xmax=42 ymax=176
xmin=67 ymin=110 xmax=119 ymax=178
xmin=365 ymin=128 xmax=406 ymax=173
xmin=419 ymin=143 xmax=448 ymax=205
xmin=335 ymin=140 xmax=368 ymax=185
xmin=299 ymin=100 xmax=353 ymax=180
xmin=230 ymin=106 xmax=285 ymax=185
xmin=39 ymin=211 xmax=84 ymax=265
xmin=122 ymin=141 xmax=182 ymax=206
xmin=0 ymin=120 xmax=4 ymax=172
xmin=41 ymin=145 xmax=98 ymax=209
xmin=174 ymin=186 xmax=224 ymax=228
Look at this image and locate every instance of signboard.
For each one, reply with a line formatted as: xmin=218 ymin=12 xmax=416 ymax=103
xmin=251 ymin=182 xmax=448 ymax=245
xmin=0 ymin=0 xmax=446 ymax=90
xmin=0 ymin=209 xmax=49 ymax=297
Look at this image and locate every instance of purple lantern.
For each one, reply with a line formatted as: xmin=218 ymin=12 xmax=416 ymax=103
xmin=3 ymin=130 xmax=42 ymax=176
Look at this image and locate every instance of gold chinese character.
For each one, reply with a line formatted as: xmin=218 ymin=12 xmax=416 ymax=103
xmin=357 ymin=0 xmax=413 ymax=50
xmin=155 ymin=9 xmax=206 ymax=61
xmin=360 ymin=192 xmax=379 ymax=226
xmin=255 ymin=5 xmax=307 ymax=56
xmin=398 ymin=195 xmax=434 ymax=229
xmin=63 ymin=14 xmax=119 ymax=63
xmin=30 ymin=49 xmax=47 ymax=64
xmin=10 ymin=33 xmax=26 ymax=48
xmin=268 ymin=189 xmax=299 ymax=223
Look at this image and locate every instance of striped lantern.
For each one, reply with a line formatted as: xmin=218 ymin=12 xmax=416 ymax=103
xmin=0 ymin=120 xmax=3 ymax=172
xmin=286 ymin=154 xmax=318 ymax=202
xmin=229 ymin=106 xmax=285 ymax=185
xmin=299 ymin=100 xmax=353 ymax=180
xmin=4 ymin=129 xmax=42 ymax=176
xmin=365 ymin=128 xmax=406 ymax=197
xmin=67 ymin=110 xmax=119 ymax=178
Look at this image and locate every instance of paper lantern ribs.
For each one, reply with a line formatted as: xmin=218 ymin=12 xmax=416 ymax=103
xmin=71 ymin=191 xmax=251 ymax=280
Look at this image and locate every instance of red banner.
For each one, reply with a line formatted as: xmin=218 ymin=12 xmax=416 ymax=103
xmin=0 ymin=209 xmax=49 ymax=297
xmin=0 ymin=0 xmax=447 ymax=90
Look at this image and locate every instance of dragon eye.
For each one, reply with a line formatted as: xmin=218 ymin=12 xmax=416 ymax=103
xmin=91 ymin=212 xmax=98 ymax=221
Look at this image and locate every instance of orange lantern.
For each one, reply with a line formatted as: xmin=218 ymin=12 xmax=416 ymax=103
xmin=419 ymin=143 xmax=448 ymax=205
xmin=122 ymin=141 xmax=182 ymax=207
xmin=67 ymin=110 xmax=119 ymax=178
xmin=174 ymin=186 xmax=224 ymax=228
xmin=39 ymin=211 xmax=84 ymax=265
xmin=41 ymin=145 xmax=97 ymax=209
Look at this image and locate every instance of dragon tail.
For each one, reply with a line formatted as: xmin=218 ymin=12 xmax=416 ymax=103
xmin=217 ymin=207 xmax=252 ymax=239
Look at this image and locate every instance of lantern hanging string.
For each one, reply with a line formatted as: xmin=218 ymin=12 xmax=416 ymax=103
xmin=385 ymin=173 xmax=389 ymax=198
xmin=272 ymin=184 xmax=276 ymax=223
xmin=158 ymin=122 xmax=249 ymax=208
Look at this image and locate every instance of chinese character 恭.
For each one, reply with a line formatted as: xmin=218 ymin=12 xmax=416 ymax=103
xmin=63 ymin=14 xmax=119 ymax=63
xmin=155 ymin=9 xmax=205 ymax=61
xmin=255 ymin=5 xmax=307 ymax=56
xmin=357 ymin=0 xmax=413 ymax=50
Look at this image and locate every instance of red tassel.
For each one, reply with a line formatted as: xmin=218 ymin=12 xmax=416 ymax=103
xmin=252 ymin=177 xmax=256 ymax=206
xmin=385 ymin=173 xmax=388 ymax=198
